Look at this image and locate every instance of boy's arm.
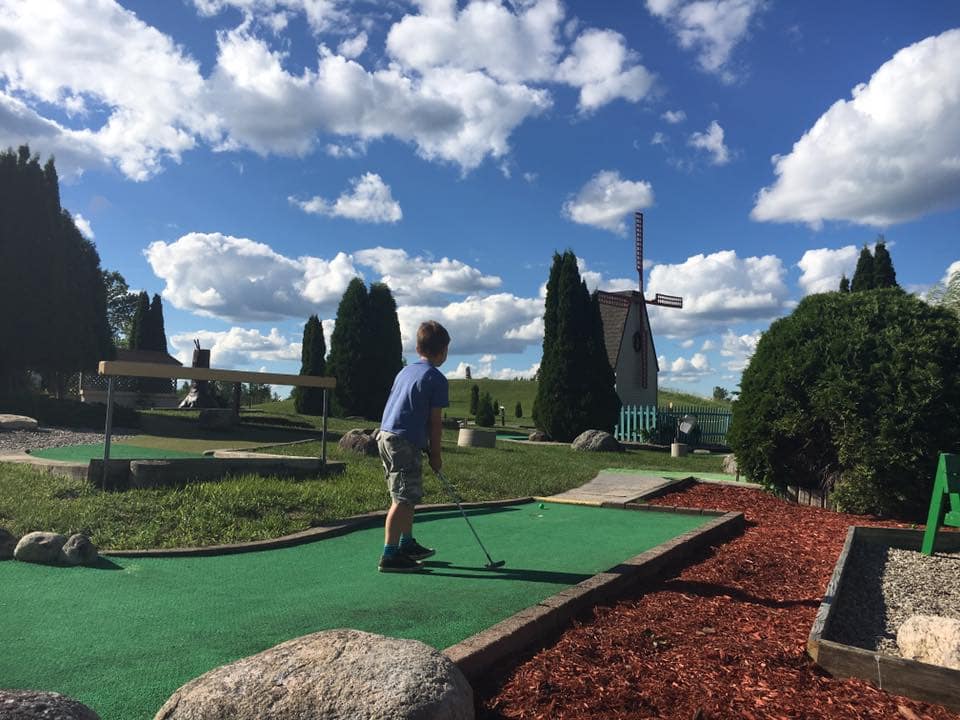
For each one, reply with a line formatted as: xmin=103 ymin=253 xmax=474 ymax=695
xmin=428 ymin=406 xmax=443 ymax=472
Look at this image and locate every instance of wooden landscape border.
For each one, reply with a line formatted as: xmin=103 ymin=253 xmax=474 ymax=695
xmin=808 ymin=526 xmax=960 ymax=711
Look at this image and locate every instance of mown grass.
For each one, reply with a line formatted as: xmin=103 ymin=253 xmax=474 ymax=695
xmin=0 ymin=428 xmax=724 ymax=550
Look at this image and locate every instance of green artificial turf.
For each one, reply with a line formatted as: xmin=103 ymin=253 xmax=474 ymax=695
xmin=28 ymin=443 xmax=205 ymax=461
xmin=0 ymin=501 xmax=708 ymax=720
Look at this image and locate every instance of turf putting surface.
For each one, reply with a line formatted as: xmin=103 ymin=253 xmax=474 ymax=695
xmin=28 ymin=443 xmax=206 ymax=461
xmin=0 ymin=501 xmax=708 ymax=720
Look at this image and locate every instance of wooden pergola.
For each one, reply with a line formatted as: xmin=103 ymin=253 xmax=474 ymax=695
xmin=97 ymin=361 xmax=337 ymax=487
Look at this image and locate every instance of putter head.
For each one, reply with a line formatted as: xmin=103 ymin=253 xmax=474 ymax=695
xmin=485 ymin=560 xmax=506 ymax=569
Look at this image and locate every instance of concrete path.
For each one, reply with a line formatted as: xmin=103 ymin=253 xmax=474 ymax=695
xmin=538 ymin=469 xmax=761 ymax=507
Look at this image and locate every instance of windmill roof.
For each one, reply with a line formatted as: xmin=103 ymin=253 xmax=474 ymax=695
xmin=596 ymin=290 xmax=659 ymax=372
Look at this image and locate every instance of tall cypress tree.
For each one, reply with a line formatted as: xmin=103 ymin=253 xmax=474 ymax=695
xmin=148 ymin=294 xmax=168 ymax=353
xmin=366 ymin=283 xmax=403 ymax=419
xmin=327 ymin=278 xmax=370 ymax=417
xmin=851 ymin=245 xmax=875 ymax=292
xmin=128 ymin=292 xmax=151 ymax=350
xmin=532 ymin=252 xmax=564 ymax=428
xmin=873 ymin=240 xmax=898 ymax=289
xmin=294 ymin=315 xmax=327 ymax=415
xmin=838 ymin=274 xmax=850 ymax=293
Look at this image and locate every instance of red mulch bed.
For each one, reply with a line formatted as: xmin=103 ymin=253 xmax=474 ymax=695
xmin=479 ymin=483 xmax=960 ymax=720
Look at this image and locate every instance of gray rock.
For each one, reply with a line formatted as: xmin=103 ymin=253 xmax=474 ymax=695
xmin=897 ymin=614 xmax=960 ymax=670
xmin=0 ymin=414 xmax=38 ymax=431
xmin=0 ymin=527 xmax=18 ymax=560
xmin=721 ymin=454 xmax=739 ymax=475
xmin=0 ymin=690 xmax=100 ymax=719
xmin=155 ymin=628 xmax=474 ymax=720
xmin=60 ymin=533 xmax=99 ymax=566
xmin=14 ymin=531 xmax=67 ymax=564
xmin=338 ymin=428 xmax=379 ymax=456
xmin=528 ymin=430 xmax=549 ymax=442
xmin=570 ymin=430 xmax=623 ymax=452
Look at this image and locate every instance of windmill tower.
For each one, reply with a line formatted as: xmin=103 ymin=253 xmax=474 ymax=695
xmin=596 ymin=212 xmax=682 ymax=406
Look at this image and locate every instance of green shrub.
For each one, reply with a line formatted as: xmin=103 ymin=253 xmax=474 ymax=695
xmin=475 ymin=391 xmax=496 ymax=427
xmin=728 ymin=288 xmax=960 ymax=518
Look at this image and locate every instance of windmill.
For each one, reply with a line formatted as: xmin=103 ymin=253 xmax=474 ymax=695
xmin=596 ymin=212 xmax=682 ymax=403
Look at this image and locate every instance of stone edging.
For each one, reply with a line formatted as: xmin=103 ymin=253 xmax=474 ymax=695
xmin=103 ymin=498 xmax=533 ymax=557
xmin=443 ymin=504 xmax=745 ymax=682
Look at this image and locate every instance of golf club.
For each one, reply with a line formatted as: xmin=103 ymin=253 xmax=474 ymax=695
xmin=435 ymin=469 xmax=505 ymax=569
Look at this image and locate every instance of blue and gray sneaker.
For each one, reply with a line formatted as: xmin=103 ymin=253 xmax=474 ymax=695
xmin=399 ymin=539 xmax=436 ymax=561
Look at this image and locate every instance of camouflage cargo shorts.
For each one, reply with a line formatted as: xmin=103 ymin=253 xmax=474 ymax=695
xmin=377 ymin=430 xmax=423 ymax=505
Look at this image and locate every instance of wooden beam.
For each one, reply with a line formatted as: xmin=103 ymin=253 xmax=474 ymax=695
xmin=98 ymin=361 xmax=336 ymax=389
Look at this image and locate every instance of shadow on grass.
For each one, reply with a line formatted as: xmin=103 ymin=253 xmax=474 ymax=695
xmin=420 ymin=560 xmax=590 ymax=585
xmin=138 ymin=413 xmax=332 ymax=445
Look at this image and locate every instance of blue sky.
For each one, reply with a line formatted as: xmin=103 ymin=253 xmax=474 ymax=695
xmin=2 ymin=0 xmax=959 ymax=397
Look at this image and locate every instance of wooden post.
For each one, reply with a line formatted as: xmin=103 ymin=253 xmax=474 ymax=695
xmin=102 ymin=376 xmax=115 ymax=489
xmin=321 ymin=388 xmax=328 ymax=468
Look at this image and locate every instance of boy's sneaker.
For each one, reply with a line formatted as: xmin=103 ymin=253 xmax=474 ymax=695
xmin=399 ymin=540 xmax=436 ymax=561
xmin=378 ymin=552 xmax=424 ymax=573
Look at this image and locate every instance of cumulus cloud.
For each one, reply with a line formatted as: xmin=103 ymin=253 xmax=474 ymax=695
xmin=144 ymin=232 xmax=361 ymax=321
xmin=720 ymin=329 xmax=762 ymax=371
xmin=752 ymin=29 xmax=960 ymax=228
xmin=576 ymin=258 xmax=636 ymax=293
xmin=942 ymin=260 xmax=960 ymax=285
xmin=447 ymin=357 xmax=540 ymax=380
xmin=352 ymin=247 xmax=501 ymax=302
xmin=169 ymin=326 xmax=301 ymax=368
xmin=72 ymin=213 xmax=94 ymax=239
xmin=563 ymin=170 xmax=655 ymax=234
xmin=646 ymin=250 xmax=790 ymax=337
xmin=646 ymin=0 xmax=764 ymax=81
xmin=291 ymin=173 xmax=402 ymax=223
xmin=796 ymin=245 xmax=859 ymax=295
xmin=662 ymin=109 xmax=686 ymax=123
xmin=657 ymin=352 xmax=712 ymax=383
xmin=688 ymin=121 xmax=730 ymax=165
xmin=190 ymin=0 xmax=345 ymax=34
xmin=338 ymin=31 xmax=368 ymax=59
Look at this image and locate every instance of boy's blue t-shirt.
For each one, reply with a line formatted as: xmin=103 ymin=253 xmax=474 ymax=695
xmin=380 ymin=360 xmax=449 ymax=449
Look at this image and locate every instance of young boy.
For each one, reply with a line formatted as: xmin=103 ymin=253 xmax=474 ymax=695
xmin=376 ymin=320 xmax=450 ymax=573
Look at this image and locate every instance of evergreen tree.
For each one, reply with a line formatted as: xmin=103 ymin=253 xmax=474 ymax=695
xmin=469 ymin=384 xmax=480 ymax=415
xmin=515 ymin=401 xmax=523 ymax=419
xmin=533 ymin=251 xmax=620 ymax=440
xmin=838 ymin=274 xmax=850 ymax=293
xmin=327 ymin=278 xmax=370 ymax=417
xmin=873 ymin=239 xmax=898 ymax=289
xmin=148 ymin=294 xmax=168 ymax=353
xmin=128 ymin=292 xmax=151 ymax=350
xmin=294 ymin=315 xmax=327 ymax=415
xmin=366 ymin=283 xmax=403 ymax=419
xmin=102 ymin=270 xmax=139 ymax=347
xmin=476 ymin=391 xmax=496 ymax=427
xmin=851 ymin=245 xmax=876 ymax=292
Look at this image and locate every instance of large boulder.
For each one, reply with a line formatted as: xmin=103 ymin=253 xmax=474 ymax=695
xmin=60 ymin=533 xmax=99 ymax=566
xmin=338 ymin=428 xmax=379 ymax=456
xmin=570 ymin=430 xmax=623 ymax=453
xmin=721 ymin=454 xmax=739 ymax=475
xmin=14 ymin=531 xmax=67 ymax=564
xmin=897 ymin=615 xmax=960 ymax=670
xmin=0 ymin=414 xmax=38 ymax=431
xmin=0 ymin=690 xmax=100 ymax=719
xmin=0 ymin=527 xmax=18 ymax=560
xmin=155 ymin=628 xmax=473 ymax=720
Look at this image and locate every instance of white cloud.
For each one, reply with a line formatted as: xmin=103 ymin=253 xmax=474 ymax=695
xmin=797 ymin=245 xmax=859 ymax=295
xmin=657 ymin=351 xmax=712 ymax=383
xmin=352 ymin=247 xmax=501 ymax=302
xmin=338 ymin=31 xmax=368 ymax=59
xmin=397 ymin=293 xmax=544 ymax=355
xmin=447 ymin=357 xmax=539 ymax=380
xmin=646 ymin=0 xmax=764 ymax=82
xmin=651 ymin=131 xmax=667 ymax=146
xmin=190 ymin=0 xmax=345 ymax=34
xmin=662 ymin=109 xmax=686 ymax=123
xmin=576 ymin=258 xmax=636 ymax=293
xmin=563 ymin=170 xmax=655 ymax=234
xmin=943 ymin=260 xmax=960 ymax=285
xmin=72 ymin=213 xmax=94 ymax=239
xmin=688 ymin=121 xmax=730 ymax=165
xmin=646 ymin=250 xmax=790 ymax=337
xmin=720 ymin=329 xmax=761 ymax=371
xmin=701 ymin=339 xmax=716 ymax=351
xmin=0 ymin=0 xmax=216 ymax=180
xmin=752 ymin=29 xmax=960 ymax=228
xmin=144 ymin=232 xmax=361 ymax=321
xmin=554 ymin=28 xmax=656 ymax=113
xmin=681 ymin=339 xmax=694 ymax=348
xmin=169 ymin=327 xmax=301 ymax=368
xmin=291 ymin=173 xmax=402 ymax=223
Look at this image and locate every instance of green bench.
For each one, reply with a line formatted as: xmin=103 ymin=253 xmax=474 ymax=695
xmin=921 ymin=453 xmax=960 ymax=555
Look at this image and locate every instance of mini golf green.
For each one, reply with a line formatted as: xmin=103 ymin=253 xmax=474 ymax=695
xmin=0 ymin=502 xmax=709 ymax=720
xmin=29 ymin=443 xmax=206 ymax=461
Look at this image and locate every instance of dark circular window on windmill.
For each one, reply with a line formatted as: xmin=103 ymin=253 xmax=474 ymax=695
xmin=632 ymin=330 xmax=643 ymax=352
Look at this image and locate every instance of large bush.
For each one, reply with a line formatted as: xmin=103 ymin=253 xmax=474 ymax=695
xmin=728 ymin=288 xmax=960 ymax=518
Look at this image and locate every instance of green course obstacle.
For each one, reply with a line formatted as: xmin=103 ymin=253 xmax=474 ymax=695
xmin=921 ymin=452 xmax=960 ymax=555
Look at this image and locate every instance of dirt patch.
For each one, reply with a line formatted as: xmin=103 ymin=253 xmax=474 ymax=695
xmin=479 ymin=483 xmax=960 ymax=720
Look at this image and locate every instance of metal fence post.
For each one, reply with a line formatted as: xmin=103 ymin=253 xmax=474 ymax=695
xmin=321 ymin=387 xmax=328 ymax=468
xmin=102 ymin=376 xmax=115 ymax=489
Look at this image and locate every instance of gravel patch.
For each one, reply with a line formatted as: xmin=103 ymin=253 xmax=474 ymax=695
xmin=828 ymin=541 xmax=960 ymax=655
xmin=0 ymin=426 xmax=138 ymax=455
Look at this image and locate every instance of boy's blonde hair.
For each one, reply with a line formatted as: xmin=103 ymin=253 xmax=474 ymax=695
xmin=416 ymin=320 xmax=450 ymax=357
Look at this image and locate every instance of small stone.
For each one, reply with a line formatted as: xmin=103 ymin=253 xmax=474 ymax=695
xmin=0 ymin=690 xmax=100 ymax=719
xmin=528 ymin=430 xmax=549 ymax=442
xmin=0 ymin=527 xmax=18 ymax=560
xmin=61 ymin=533 xmax=99 ymax=566
xmin=721 ymin=454 xmax=739 ymax=475
xmin=14 ymin=531 xmax=67 ymax=564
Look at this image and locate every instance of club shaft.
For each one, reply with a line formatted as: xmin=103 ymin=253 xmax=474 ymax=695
xmin=436 ymin=470 xmax=497 ymax=565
